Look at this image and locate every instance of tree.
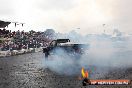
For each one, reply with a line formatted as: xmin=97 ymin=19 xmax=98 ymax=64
xmin=44 ymin=29 xmax=55 ymax=39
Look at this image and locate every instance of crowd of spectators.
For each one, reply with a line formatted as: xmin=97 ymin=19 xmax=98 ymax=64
xmin=0 ymin=29 xmax=54 ymax=51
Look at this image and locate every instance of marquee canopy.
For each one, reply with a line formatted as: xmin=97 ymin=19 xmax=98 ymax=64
xmin=0 ymin=20 xmax=11 ymax=28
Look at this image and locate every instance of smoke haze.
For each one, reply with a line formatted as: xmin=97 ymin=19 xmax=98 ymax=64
xmin=0 ymin=0 xmax=132 ymax=34
xmin=42 ymin=33 xmax=132 ymax=78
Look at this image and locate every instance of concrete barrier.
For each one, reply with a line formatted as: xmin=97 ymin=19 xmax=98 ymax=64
xmin=0 ymin=51 xmax=11 ymax=57
xmin=0 ymin=47 xmax=43 ymax=58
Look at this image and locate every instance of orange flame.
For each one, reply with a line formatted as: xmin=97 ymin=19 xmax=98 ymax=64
xmin=81 ymin=67 xmax=89 ymax=78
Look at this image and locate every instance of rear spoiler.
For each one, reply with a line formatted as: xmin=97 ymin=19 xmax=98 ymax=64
xmin=56 ymin=39 xmax=70 ymax=43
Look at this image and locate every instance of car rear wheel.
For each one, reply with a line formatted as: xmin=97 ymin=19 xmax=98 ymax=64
xmin=45 ymin=52 xmax=49 ymax=60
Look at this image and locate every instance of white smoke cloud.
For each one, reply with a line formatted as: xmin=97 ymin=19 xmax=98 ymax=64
xmin=42 ymin=33 xmax=132 ymax=78
xmin=0 ymin=0 xmax=132 ymax=34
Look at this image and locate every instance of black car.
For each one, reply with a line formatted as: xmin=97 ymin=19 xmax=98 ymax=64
xmin=43 ymin=39 xmax=89 ymax=59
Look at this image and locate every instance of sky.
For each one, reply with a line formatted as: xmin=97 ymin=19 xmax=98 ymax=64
xmin=0 ymin=0 xmax=132 ymax=35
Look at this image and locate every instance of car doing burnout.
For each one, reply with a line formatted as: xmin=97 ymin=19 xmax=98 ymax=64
xmin=43 ymin=39 xmax=89 ymax=59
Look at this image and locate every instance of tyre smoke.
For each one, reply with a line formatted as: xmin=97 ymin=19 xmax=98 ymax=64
xmin=42 ymin=34 xmax=132 ymax=78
